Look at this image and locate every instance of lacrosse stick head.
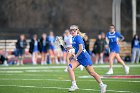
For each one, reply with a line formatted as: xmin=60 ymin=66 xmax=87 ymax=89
xmin=55 ymin=36 xmax=65 ymax=47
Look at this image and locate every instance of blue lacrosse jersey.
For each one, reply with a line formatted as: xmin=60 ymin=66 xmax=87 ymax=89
xmin=48 ymin=36 xmax=55 ymax=44
xmin=133 ymin=40 xmax=140 ymax=48
xmin=106 ymin=31 xmax=123 ymax=53
xmin=72 ymin=35 xmax=93 ymax=66
xmin=72 ymin=35 xmax=85 ymax=54
xmin=48 ymin=36 xmax=55 ymax=50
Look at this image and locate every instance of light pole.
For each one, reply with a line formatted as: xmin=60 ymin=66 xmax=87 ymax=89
xmin=112 ymin=0 xmax=121 ymax=32
xmin=132 ymin=0 xmax=137 ymax=36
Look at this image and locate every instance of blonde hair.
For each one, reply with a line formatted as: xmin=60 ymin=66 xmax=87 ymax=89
xmin=70 ymin=25 xmax=85 ymax=38
xmin=77 ymin=30 xmax=85 ymax=38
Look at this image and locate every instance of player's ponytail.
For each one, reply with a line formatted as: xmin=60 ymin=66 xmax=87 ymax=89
xmin=77 ymin=29 xmax=85 ymax=38
xmin=70 ymin=25 xmax=85 ymax=38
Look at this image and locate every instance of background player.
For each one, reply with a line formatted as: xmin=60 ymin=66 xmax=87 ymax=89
xmin=29 ymin=34 xmax=40 ymax=65
xmin=64 ymin=29 xmax=84 ymax=72
xmin=16 ymin=34 xmax=27 ymax=65
xmin=48 ymin=31 xmax=59 ymax=64
xmin=106 ymin=25 xmax=129 ymax=75
xmin=40 ymin=33 xmax=49 ymax=65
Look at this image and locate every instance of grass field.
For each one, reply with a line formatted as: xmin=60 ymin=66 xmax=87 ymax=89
xmin=0 ymin=64 xmax=140 ymax=93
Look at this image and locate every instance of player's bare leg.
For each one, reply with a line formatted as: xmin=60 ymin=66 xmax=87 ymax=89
xmin=41 ymin=53 xmax=46 ymax=65
xmin=68 ymin=59 xmax=80 ymax=91
xmin=64 ymin=52 xmax=72 ymax=72
xmin=116 ymin=54 xmax=129 ymax=74
xmin=99 ymin=53 xmax=104 ymax=64
xmin=95 ymin=54 xmax=99 ymax=64
xmin=85 ymin=65 xmax=107 ymax=93
xmin=106 ymin=52 xmax=115 ymax=74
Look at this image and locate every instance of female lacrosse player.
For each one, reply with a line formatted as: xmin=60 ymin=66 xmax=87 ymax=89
xmin=64 ymin=29 xmax=84 ymax=72
xmin=40 ymin=33 xmax=49 ymax=65
xmin=29 ymin=34 xmax=40 ymax=65
xmin=63 ymin=29 xmax=73 ymax=71
xmin=67 ymin=25 xmax=107 ymax=93
xmin=106 ymin=25 xmax=129 ymax=74
xmin=16 ymin=34 xmax=27 ymax=65
xmin=48 ymin=31 xmax=59 ymax=64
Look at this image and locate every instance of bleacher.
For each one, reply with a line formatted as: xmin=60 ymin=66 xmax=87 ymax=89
xmin=0 ymin=40 xmax=31 ymax=63
xmin=89 ymin=39 xmax=131 ymax=57
xmin=0 ymin=39 xmax=131 ymax=64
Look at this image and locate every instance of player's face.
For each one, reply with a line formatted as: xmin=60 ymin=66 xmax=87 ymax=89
xmin=98 ymin=34 xmax=102 ymax=39
xmin=33 ymin=35 xmax=37 ymax=40
xmin=135 ymin=35 xmax=138 ymax=39
xmin=101 ymin=33 xmax=105 ymax=39
xmin=20 ymin=35 xmax=25 ymax=40
xmin=50 ymin=32 xmax=54 ymax=36
xmin=42 ymin=34 xmax=46 ymax=39
xmin=110 ymin=26 xmax=115 ymax=32
xmin=70 ymin=29 xmax=77 ymax=36
xmin=65 ymin=30 xmax=70 ymax=36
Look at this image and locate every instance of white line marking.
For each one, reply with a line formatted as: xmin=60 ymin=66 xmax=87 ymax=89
xmin=25 ymin=70 xmax=62 ymax=72
xmin=0 ymin=78 xmax=70 ymax=81
xmin=0 ymin=71 xmax=23 ymax=73
xmin=0 ymin=85 xmax=131 ymax=93
xmin=0 ymin=70 xmax=63 ymax=73
xmin=0 ymin=66 xmax=66 ymax=70
xmin=0 ymin=78 xmax=140 ymax=82
xmin=0 ymin=64 xmax=139 ymax=70
xmin=0 ymin=74 xmax=65 ymax=77
xmin=79 ymin=75 xmax=140 ymax=79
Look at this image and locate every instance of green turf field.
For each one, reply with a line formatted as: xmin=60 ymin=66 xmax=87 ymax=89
xmin=0 ymin=64 xmax=140 ymax=93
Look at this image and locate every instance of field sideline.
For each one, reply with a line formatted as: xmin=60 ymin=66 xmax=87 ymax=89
xmin=0 ymin=64 xmax=140 ymax=93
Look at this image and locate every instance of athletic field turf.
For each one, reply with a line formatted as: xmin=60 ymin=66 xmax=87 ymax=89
xmin=0 ymin=64 xmax=140 ymax=93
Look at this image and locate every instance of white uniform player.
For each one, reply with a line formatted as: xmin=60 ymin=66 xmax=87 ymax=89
xmin=64 ymin=29 xmax=84 ymax=72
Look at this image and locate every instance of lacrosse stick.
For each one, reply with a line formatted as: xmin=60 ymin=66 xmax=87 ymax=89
xmin=55 ymin=36 xmax=75 ymax=54
xmin=55 ymin=36 xmax=66 ymax=49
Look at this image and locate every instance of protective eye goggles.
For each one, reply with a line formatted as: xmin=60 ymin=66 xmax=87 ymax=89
xmin=70 ymin=29 xmax=77 ymax=32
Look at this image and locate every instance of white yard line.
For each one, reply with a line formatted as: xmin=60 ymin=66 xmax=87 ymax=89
xmin=0 ymin=71 xmax=23 ymax=73
xmin=0 ymin=78 xmax=140 ymax=82
xmin=25 ymin=70 xmax=62 ymax=72
xmin=0 ymin=66 xmax=66 ymax=70
xmin=0 ymin=70 xmax=62 ymax=73
xmin=0 ymin=84 xmax=131 ymax=93
xmin=0 ymin=64 xmax=140 ymax=70
xmin=79 ymin=75 xmax=140 ymax=79
xmin=0 ymin=73 xmax=65 ymax=77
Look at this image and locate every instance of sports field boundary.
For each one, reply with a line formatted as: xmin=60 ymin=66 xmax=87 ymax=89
xmin=0 ymin=64 xmax=140 ymax=69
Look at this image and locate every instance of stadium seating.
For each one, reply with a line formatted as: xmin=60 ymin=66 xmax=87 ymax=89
xmin=0 ymin=39 xmax=132 ymax=64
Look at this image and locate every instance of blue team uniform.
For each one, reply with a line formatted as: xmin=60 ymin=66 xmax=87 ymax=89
xmin=33 ymin=41 xmax=39 ymax=52
xmin=72 ymin=35 xmax=93 ymax=67
xmin=48 ymin=36 xmax=55 ymax=50
xmin=106 ymin=31 xmax=124 ymax=53
xmin=42 ymin=39 xmax=47 ymax=52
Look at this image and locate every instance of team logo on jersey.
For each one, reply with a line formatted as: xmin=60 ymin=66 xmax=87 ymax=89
xmin=108 ymin=36 xmax=116 ymax=38
xmin=72 ymin=42 xmax=76 ymax=44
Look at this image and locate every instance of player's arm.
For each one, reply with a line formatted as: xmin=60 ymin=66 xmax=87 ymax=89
xmin=117 ymin=32 xmax=124 ymax=41
xmin=70 ymin=36 xmax=73 ymax=45
xmin=106 ymin=37 xmax=109 ymax=45
xmin=74 ymin=44 xmax=83 ymax=60
xmin=66 ymin=46 xmax=73 ymax=51
xmin=119 ymin=35 xmax=124 ymax=42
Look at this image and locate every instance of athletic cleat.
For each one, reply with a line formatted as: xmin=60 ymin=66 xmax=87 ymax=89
xmin=124 ymin=66 xmax=129 ymax=74
xmin=106 ymin=68 xmax=113 ymax=75
xmin=64 ymin=68 xmax=68 ymax=72
xmin=100 ymin=84 xmax=107 ymax=93
xmin=3 ymin=61 xmax=9 ymax=66
xmin=68 ymin=85 xmax=79 ymax=92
